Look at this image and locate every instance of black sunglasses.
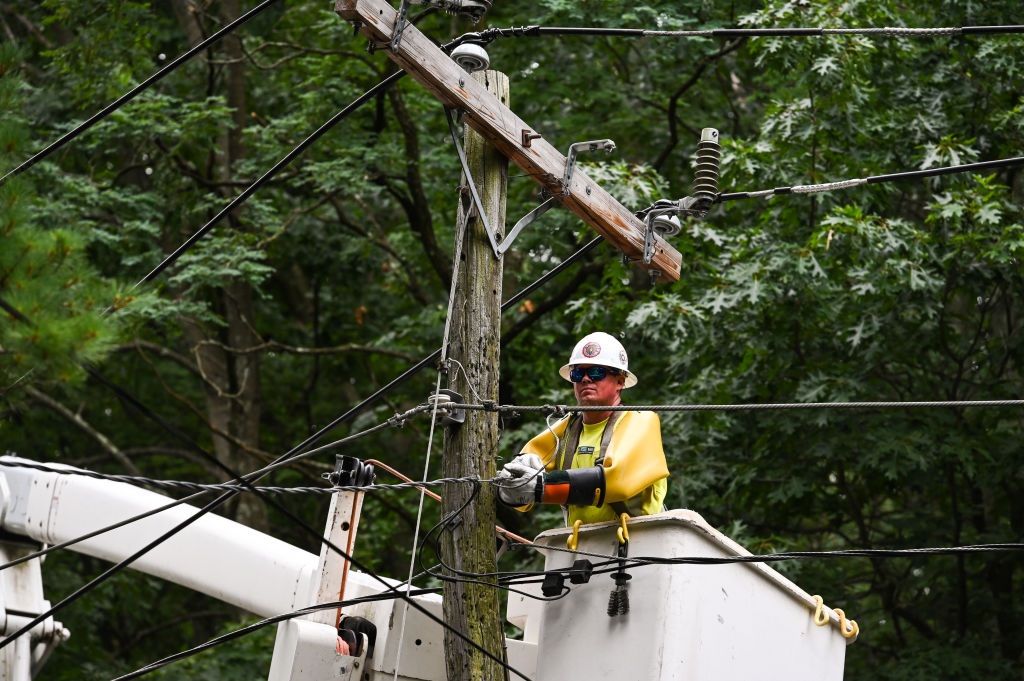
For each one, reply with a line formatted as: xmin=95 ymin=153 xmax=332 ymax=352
xmin=569 ymin=366 xmax=622 ymax=382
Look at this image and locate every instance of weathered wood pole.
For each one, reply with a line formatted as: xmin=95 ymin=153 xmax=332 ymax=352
xmin=440 ymin=68 xmax=508 ymax=681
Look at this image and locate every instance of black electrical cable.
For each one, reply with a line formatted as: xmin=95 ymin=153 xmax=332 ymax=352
xmin=134 ymin=69 xmax=406 ymax=288
xmin=2 ymin=387 xmax=526 ymax=680
xmin=505 ymin=532 xmax=1024 ymax=569
xmin=461 ymin=24 xmax=1024 ymax=46
xmin=716 ymin=156 xmax=1024 ymax=202
xmin=0 ymin=237 xmax=600 ymax=573
xmin=113 ymin=591 xmax=440 ymax=681
xmin=1 ymin=454 xmax=531 ymax=681
xmin=450 ymin=398 xmax=1024 ymax=413
xmin=0 ymin=0 xmax=284 ymax=186
xmin=0 ymin=232 xmax=604 ymax=652
xmin=132 ymin=26 xmax=487 ymax=290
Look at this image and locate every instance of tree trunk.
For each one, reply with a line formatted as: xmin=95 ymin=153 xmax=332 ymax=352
xmin=174 ymin=0 xmax=266 ymax=531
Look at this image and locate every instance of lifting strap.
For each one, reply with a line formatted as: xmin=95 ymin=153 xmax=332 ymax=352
xmin=559 ymin=410 xmax=630 ymax=517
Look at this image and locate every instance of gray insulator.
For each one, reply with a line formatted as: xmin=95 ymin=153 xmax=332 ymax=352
xmin=692 ymin=128 xmax=721 ymax=203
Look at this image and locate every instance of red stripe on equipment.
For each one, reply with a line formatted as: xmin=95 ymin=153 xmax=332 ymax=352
xmin=543 ymin=483 xmax=570 ymax=505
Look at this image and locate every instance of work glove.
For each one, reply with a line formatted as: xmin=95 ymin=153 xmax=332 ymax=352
xmin=493 ymin=453 xmax=545 ymax=506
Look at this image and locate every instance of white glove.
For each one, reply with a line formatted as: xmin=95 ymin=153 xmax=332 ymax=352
xmin=494 ymin=453 xmax=545 ymax=506
xmin=502 ymin=453 xmax=544 ymax=478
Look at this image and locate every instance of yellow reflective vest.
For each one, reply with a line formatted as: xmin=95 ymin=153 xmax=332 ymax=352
xmin=515 ymin=410 xmax=669 ymax=525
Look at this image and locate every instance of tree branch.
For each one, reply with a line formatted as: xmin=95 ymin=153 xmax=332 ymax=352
xmin=24 ymin=385 xmax=143 ymax=476
xmin=652 ymin=38 xmax=746 ymax=172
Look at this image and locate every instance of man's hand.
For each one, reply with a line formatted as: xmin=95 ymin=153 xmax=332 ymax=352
xmin=493 ymin=453 xmax=545 ymax=505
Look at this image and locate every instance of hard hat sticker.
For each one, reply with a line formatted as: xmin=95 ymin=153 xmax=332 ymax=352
xmin=619 ymin=350 xmax=627 ymax=364
xmin=582 ymin=342 xmax=601 ymax=358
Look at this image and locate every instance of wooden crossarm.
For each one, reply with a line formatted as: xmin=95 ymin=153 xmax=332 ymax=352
xmin=335 ymin=0 xmax=682 ymax=281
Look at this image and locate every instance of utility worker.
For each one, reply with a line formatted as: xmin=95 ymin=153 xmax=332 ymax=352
xmin=494 ymin=332 xmax=668 ymax=526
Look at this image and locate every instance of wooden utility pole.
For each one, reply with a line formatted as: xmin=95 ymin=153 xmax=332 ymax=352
xmin=336 ymin=0 xmax=682 ymax=281
xmin=439 ymin=69 xmax=508 ymax=681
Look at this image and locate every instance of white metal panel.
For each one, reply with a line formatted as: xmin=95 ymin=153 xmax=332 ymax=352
xmin=310 ymin=490 xmax=364 ymax=625
xmin=268 ymin=619 xmax=366 ymax=681
xmin=527 ymin=509 xmax=852 ymax=681
xmin=342 ymin=591 xmax=447 ymax=681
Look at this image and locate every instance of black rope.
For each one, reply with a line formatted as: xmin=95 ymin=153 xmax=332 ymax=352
xmin=0 ymin=0 xmax=284 ymax=186
xmin=717 ymin=156 xmax=1024 ymax=202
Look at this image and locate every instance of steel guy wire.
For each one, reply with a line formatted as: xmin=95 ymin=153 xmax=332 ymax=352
xmin=0 ymin=458 xmax=482 ymax=497
xmin=392 ymin=189 xmax=471 ymax=681
xmin=716 ymin=156 xmax=1024 ymax=202
xmin=0 ymin=0 xmax=284 ymax=186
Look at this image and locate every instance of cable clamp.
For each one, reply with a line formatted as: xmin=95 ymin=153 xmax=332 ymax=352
xmin=428 ymin=389 xmax=465 ymax=426
xmin=548 ymin=404 xmax=569 ymax=418
xmin=481 ymin=399 xmax=498 ymax=411
xmin=327 ymin=455 xmax=376 ymax=488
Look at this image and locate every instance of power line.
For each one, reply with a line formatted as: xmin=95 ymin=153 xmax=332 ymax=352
xmin=132 ymin=28 xmax=484 ymax=289
xmin=515 ymin=539 xmax=1024 ymax=569
xmin=134 ymin=69 xmax=407 ymax=288
xmin=457 ymin=23 xmax=1024 ymax=46
xmin=0 ymin=210 xmax=606 ymax=664
xmin=1 ymin=235 xmax=603 ymax=572
xmin=113 ymin=591 xmax=439 ymax=681
xmin=0 ymin=0 xmax=284 ymax=186
xmin=449 ymin=398 xmax=1024 ymax=414
xmin=717 ymin=156 xmax=1024 ymax=202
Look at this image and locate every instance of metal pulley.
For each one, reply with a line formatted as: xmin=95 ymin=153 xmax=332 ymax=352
xmin=327 ymin=456 xmax=376 ymax=487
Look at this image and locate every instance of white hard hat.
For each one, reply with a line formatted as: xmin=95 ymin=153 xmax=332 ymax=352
xmin=558 ymin=331 xmax=637 ymax=388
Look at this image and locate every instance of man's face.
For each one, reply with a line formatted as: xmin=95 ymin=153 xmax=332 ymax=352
xmin=572 ymin=364 xmax=625 ymax=407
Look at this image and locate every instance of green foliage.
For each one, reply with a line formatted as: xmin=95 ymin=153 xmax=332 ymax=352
xmin=0 ymin=44 xmax=130 ymax=386
xmin=2 ymin=0 xmax=1022 ymax=678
